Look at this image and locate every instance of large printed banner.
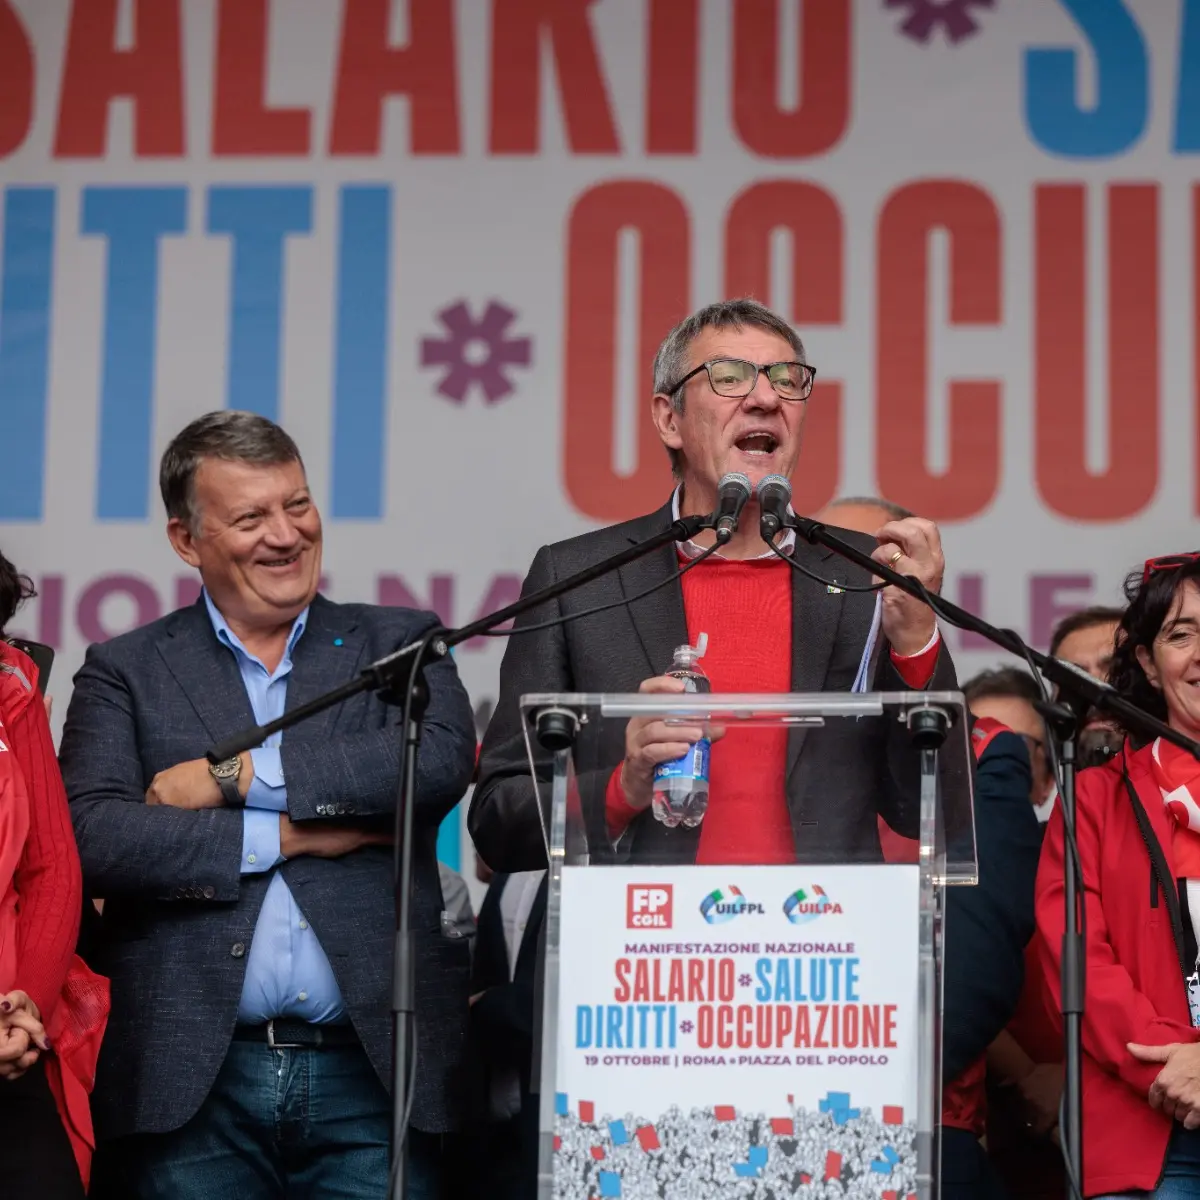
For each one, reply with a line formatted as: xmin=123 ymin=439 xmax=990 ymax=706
xmin=2 ymin=2 xmax=1199 ymax=878
xmin=553 ymin=864 xmax=921 ymax=1198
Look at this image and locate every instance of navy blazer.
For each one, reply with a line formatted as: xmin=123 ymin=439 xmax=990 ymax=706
xmin=59 ymin=594 xmax=476 ymax=1139
xmin=942 ymin=728 xmax=1042 ymax=1083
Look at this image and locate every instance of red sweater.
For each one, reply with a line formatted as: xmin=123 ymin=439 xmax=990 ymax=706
xmin=0 ymin=645 xmax=82 ymax=1021
xmin=606 ymin=557 xmax=939 ymax=859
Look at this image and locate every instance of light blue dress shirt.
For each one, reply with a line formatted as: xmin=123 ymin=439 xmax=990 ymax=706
xmin=203 ymin=592 xmax=347 ymax=1024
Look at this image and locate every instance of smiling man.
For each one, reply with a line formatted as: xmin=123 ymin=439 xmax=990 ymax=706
xmin=472 ymin=298 xmax=957 ymax=872
xmin=59 ymin=412 xmax=476 ymax=1200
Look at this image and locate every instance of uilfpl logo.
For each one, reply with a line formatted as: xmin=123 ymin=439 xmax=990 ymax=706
xmin=699 ymin=886 xmax=765 ymax=925
xmin=627 ymin=885 xmax=673 ymax=929
xmin=783 ymin=885 xmax=843 ymax=925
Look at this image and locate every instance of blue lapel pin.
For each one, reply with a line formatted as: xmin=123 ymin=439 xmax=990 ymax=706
xmin=333 ymin=638 xmax=343 ymax=646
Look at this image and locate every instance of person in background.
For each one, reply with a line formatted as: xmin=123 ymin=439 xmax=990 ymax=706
xmin=963 ymin=669 xmax=1057 ymax=822
xmin=1051 ymin=605 xmax=1125 ymax=769
xmin=0 ymin=552 xmax=109 ymax=1198
xmin=1037 ymin=553 xmax=1200 ymax=1196
xmin=61 ymin=412 xmax=476 ymax=1200
xmin=462 ymin=867 xmax=547 ymax=1199
xmin=958 ymin=669 xmax=1064 ymax=1197
xmin=1050 ymin=605 xmax=1123 ymax=681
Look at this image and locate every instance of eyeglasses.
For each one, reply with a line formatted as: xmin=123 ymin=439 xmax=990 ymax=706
xmin=664 ymin=358 xmax=817 ymax=402
xmin=1143 ymin=552 xmax=1200 ymax=583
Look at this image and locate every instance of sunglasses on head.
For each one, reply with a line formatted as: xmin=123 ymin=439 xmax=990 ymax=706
xmin=1142 ymin=552 xmax=1200 ymax=584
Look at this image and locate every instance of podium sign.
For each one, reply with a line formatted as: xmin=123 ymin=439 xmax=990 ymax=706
xmin=556 ymin=863 xmax=920 ymax=1196
xmin=520 ymin=692 xmax=975 ymax=1200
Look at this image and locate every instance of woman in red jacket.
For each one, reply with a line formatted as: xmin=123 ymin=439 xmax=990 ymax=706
xmin=0 ymin=552 xmax=108 ymax=1198
xmin=1038 ymin=553 xmax=1200 ymax=1197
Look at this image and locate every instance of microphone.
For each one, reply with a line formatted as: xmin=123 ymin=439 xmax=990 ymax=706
xmin=712 ymin=473 xmax=752 ymax=543
xmin=757 ymin=474 xmax=793 ymax=542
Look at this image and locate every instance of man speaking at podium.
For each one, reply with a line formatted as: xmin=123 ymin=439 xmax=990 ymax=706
xmin=471 ymin=298 xmax=956 ymax=871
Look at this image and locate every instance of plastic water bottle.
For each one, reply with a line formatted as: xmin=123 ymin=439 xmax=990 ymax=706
xmin=652 ymin=635 xmax=711 ymax=828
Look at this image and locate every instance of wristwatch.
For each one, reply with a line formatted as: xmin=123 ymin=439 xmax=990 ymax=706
xmin=208 ymin=756 xmax=245 ymax=807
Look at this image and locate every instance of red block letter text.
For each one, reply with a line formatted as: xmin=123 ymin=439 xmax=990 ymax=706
xmin=564 ymin=182 xmax=689 ymax=520
xmin=0 ymin=2 xmax=34 ymax=158
xmin=732 ymin=0 xmax=849 ymax=158
xmin=213 ymin=0 xmax=311 ymax=155
xmin=1035 ymin=184 xmax=1158 ymax=520
xmin=330 ymin=0 xmax=460 ymax=155
xmin=490 ymin=0 xmax=620 ymax=154
xmin=54 ymin=0 xmax=184 ymax=157
xmin=876 ymin=181 xmax=1002 ymax=519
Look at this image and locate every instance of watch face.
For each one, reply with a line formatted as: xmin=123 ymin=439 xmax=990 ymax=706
xmin=212 ymin=757 xmax=240 ymax=780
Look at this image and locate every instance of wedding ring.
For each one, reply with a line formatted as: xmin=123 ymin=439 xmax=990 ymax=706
xmin=888 ymin=550 xmax=903 ymax=567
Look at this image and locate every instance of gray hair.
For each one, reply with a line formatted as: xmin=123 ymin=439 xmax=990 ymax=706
xmin=825 ymin=495 xmax=915 ymax=522
xmin=651 ymin=298 xmax=807 ymax=476
xmin=160 ymin=410 xmax=304 ymax=529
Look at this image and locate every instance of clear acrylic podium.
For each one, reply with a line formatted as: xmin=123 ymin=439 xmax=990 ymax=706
xmin=520 ymin=692 xmax=976 ymax=1200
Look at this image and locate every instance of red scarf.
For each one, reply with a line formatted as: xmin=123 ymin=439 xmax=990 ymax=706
xmin=1150 ymin=738 xmax=1200 ymax=877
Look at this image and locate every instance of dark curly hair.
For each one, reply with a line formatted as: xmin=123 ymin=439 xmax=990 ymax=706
xmin=1109 ymin=555 xmax=1200 ymax=742
xmin=0 ymin=549 xmax=35 ymax=636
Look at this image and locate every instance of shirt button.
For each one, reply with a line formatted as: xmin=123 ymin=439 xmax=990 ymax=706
xmin=247 ymin=853 xmax=257 ymax=865
xmin=298 ymin=991 xmax=308 ymax=1002
xmin=231 ymin=943 xmax=245 ymax=958
xmin=299 ymin=920 xmax=308 ymax=930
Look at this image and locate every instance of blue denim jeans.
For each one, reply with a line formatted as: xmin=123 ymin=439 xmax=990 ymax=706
xmin=1096 ymin=1127 xmax=1200 ymax=1198
xmin=117 ymin=1039 xmax=439 ymax=1200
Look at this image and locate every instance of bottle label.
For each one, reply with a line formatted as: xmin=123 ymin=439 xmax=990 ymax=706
xmin=653 ymin=739 xmax=710 ymax=784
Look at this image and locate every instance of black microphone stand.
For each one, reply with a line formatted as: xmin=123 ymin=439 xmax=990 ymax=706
xmin=779 ymin=514 xmax=1200 ymax=1200
xmin=207 ymin=510 xmax=720 ymax=1200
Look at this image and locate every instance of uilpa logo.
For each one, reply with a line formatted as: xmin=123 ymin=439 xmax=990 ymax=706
xmin=783 ymin=885 xmax=843 ymax=925
xmin=699 ymin=886 xmax=765 ymax=925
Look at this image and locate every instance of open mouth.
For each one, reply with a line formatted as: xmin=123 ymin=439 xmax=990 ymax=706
xmin=258 ymin=554 xmax=302 ymax=570
xmin=735 ymin=432 xmax=779 ymax=456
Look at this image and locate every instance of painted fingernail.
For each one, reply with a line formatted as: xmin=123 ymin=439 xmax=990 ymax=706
xmin=1 ymin=1002 xmax=11 ymax=1012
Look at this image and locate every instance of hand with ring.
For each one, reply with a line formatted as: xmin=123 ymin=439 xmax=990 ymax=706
xmin=870 ymin=517 xmax=946 ymax=657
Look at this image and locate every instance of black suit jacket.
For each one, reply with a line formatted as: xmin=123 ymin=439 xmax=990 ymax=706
xmin=471 ymin=501 xmax=960 ymax=871
xmin=58 ymin=594 xmax=477 ymax=1139
xmin=469 ymin=873 xmax=547 ymax=1095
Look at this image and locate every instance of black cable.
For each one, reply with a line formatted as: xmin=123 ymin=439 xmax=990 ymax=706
xmin=478 ymin=541 xmax=723 ymax=636
xmin=764 ymin=533 xmax=886 ymax=592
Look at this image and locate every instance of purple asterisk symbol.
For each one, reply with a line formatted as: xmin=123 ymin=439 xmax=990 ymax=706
xmin=420 ymin=300 xmax=532 ymax=404
xmin=738 ymin=973 xmax=753 ymax=988
xmin=679 ymin=1020 xmax=694 ymax=1035
xmin=884 ymin=0 xmax=994 ymax=44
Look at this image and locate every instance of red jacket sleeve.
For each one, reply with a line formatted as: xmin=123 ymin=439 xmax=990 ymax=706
xmin=8 ymin=693 xmax=82 ymax=1022
xmin=1036 ymin=772 xmax=1200 ymax=1098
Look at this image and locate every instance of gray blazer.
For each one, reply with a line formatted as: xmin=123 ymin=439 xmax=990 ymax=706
xmin=59 ymin=594 xmax=476 ymax=1140
xmin=470 ymin=501 xmax=960 ymax=871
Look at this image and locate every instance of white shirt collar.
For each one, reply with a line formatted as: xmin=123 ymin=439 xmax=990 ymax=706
xmin=670 ymin=485 xmax=796 ymax=561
